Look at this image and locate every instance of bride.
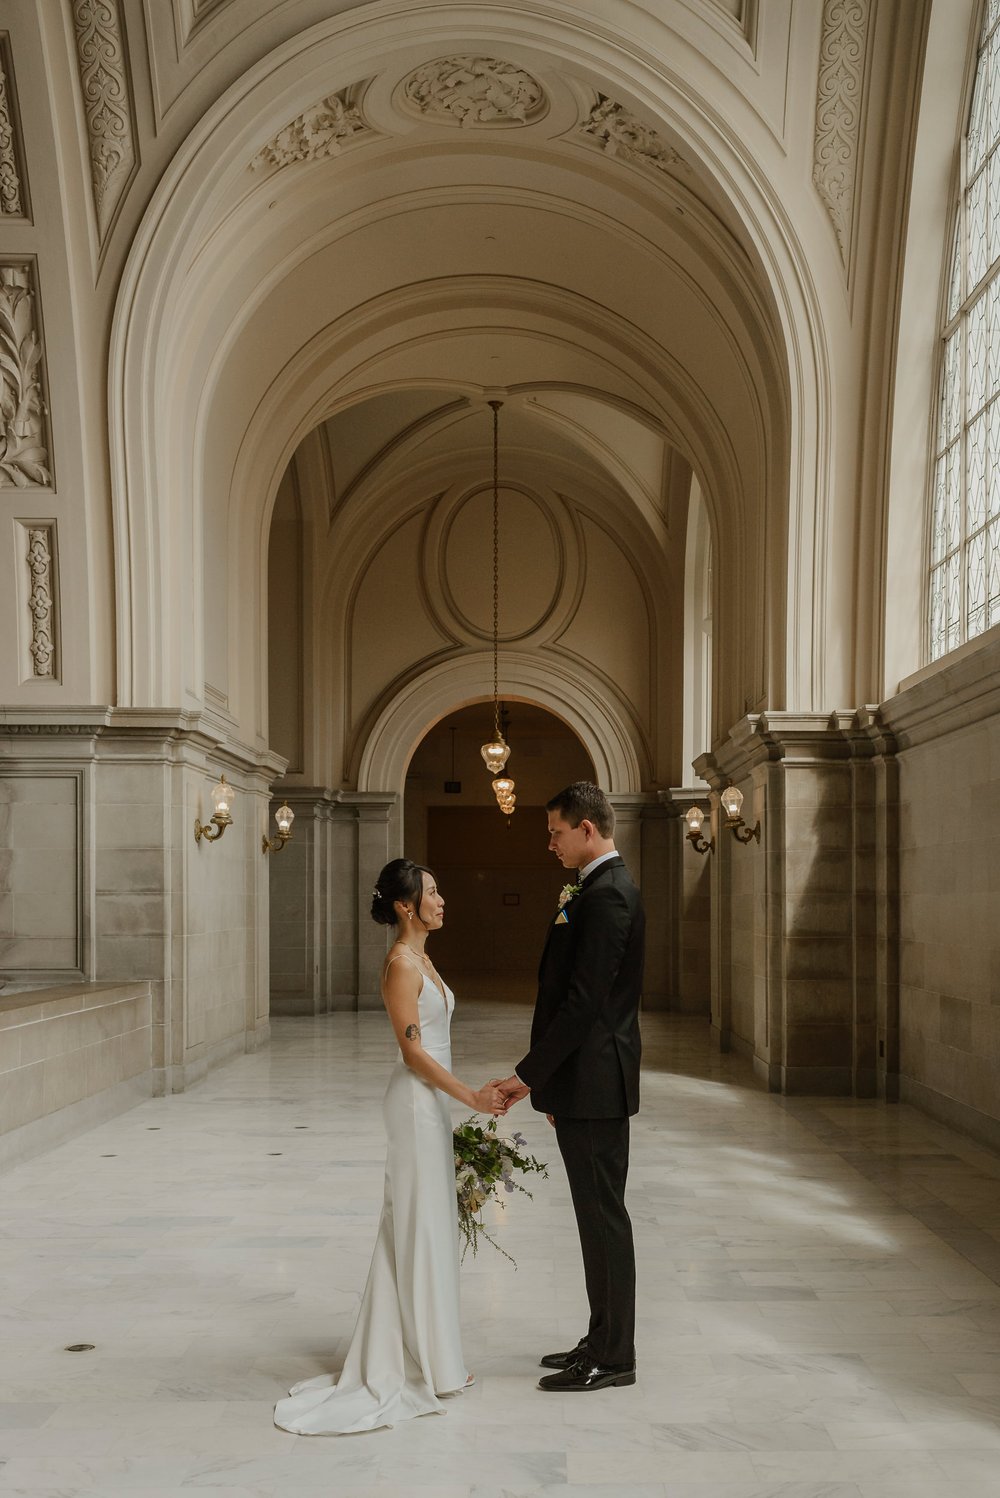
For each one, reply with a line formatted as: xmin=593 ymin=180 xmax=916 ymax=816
xmin=273 ymin=858 xmax=506 ymax=1435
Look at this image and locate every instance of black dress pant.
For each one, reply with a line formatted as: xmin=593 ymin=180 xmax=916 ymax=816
xmin=554 ymin=1115 xmax=635 ymax=1368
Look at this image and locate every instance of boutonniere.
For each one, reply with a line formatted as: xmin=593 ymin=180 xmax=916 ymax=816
xmin=557 ymin=882 xmax=581 ymax=911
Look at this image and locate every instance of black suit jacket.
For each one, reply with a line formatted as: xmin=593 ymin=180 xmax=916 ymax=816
xmin=516 ymin=857 xmax=644 ymax=1118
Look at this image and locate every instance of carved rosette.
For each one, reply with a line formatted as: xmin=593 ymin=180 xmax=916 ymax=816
xmin=25 ymin=526 xmax=56 ymax=678
xmin=0 ymin=42 xmax=25 ymax=216
xmin=579 ymin=96 xmax=685 ymax=175
xmin=813 ymin=0 xmax=871 ymax=263
xmin=400 ymin=56 xmax=545 ymax=127
xmin=71 ymin=0 xmax=136 ymax=241
xmin=0 ymin=263 xmax=51 ymax=488
xmin=252 ymin=89 xmax=368 ymax=170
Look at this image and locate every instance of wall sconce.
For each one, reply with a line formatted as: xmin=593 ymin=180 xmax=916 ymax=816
xmin=262 ymin=802 xmax=295 ymax=855
xmin=721 ymin=784 xmax=760 ymax=844
xmin=194 ymin=774 xmax=234 ymax=845
xmin=685 ymin=805 xmax=714 ymax=855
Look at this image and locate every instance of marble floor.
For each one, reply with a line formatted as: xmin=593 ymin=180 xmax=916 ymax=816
xmin=4 ymin=1004 xmax=1000 ymax=1497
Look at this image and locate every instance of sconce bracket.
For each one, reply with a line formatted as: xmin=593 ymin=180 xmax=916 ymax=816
xmin=262 ymin=832 xmax=291 ymax=855
xmin=686 ymin=830 xmax=715 ymax=856
xmin=730 ymin=820 xmax=761 ymax=845
xmin=194 ymin=812 xmax=232 ymax=845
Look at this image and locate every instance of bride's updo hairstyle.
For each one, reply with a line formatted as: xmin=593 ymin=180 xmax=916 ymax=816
xmin=371 ymin=858 xmax=434 ymax=927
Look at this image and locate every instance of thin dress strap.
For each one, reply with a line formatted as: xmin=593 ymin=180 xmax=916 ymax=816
xmin=384 ymin=950 xmax=421 ymax=972
xmin=383 ymin=947 xmax=446 ymax=1000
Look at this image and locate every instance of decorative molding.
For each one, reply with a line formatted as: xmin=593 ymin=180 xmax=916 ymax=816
xmin=71 ymin=0 xmax=137 ymax=244
xmin=813 ymin=0 xmax=871 ymax=265
xmin=251 ymin=87 xmax=369 ymax=170
xmin=0 ymin=262 xmax=51 ymax=488
xmin=399 ymin=56 xmax=545 ymax=128
xmin=0 ymin=723 xmax=97 ymax=735
xmin=578 ymin=95 xmax=686 ymax=175
xmin=24 ymin=524 xmax=57 ymax=679
xmin=0 ymin=37 xmax=26 ymax=218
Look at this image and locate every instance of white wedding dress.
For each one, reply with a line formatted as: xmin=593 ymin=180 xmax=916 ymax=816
xmin=274 ymin=961 xmax=469 ymax=1434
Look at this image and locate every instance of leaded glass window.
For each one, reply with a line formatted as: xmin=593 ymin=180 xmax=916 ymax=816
xmin=930 ymin=0 xmax=1000 ymax=660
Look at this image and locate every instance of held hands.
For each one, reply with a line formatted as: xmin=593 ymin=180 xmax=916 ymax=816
xmin=494 ymin=1074 xmax=530 ymax=1108
xmin=471 ymin=1073 xmax=531 ymax=1117
xmin=472 ymin=1081 xmax=507 ymax=1116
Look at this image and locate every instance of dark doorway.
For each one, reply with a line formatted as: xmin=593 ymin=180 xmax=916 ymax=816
xmin=404 ymin=703 xmax=594 ymax=1000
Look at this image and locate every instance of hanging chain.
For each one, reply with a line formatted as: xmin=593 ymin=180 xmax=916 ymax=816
xmin=489 ymin=399 xmax=502 ymax=741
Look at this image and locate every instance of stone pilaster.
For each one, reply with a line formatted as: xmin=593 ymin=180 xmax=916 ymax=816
xmin=267 ymin=789 xmax=398 ymax=1013
xmin=697 ymin=711 xmax=898 ymax=1096
xmin=354 ymin=794 xmax=396 ymax=1010
xmin=659 ymin=790 xmax=712 ymax=1016
xmin=266 ymin=788 xmax=334 ymax=1016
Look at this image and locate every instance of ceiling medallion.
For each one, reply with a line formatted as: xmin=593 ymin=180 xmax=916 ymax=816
xmin=579 ymin=95 xmax=686 ymax=175
xmin=400 ymin=56 xmax=545 ymax=128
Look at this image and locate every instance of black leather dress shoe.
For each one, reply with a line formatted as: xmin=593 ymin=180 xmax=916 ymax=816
xmin=539 ymin=1336 xmax=588 ymax=1370
xmin=538 ymin=1356 xmax=636 ymax=1392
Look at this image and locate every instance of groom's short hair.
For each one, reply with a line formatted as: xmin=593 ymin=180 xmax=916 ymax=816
xmin=547 ymin=781 xmax=615 ymax=838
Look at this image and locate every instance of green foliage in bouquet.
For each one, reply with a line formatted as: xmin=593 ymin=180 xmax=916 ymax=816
xmin=453 ymin=1117 xmax=548 ymax=1266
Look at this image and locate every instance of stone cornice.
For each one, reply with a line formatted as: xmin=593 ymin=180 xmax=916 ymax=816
xmin=697 ymin=708 xmax=895 ymax=783
xmin=660 ymin=787 xmax=711 ymax=817
xmin=0 ymin=707 xmax=287 ymax=778
xmin=882 ymin=628 xmax=1000 ymax=749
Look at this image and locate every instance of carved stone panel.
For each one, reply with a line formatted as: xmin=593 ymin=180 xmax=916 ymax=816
xmin=252 ymin=88 xmax=369 ymax=170
xmin=22 ymin=522 xmax=57 ymax=679
xmin=399 ymin=56 xmax=546 ymax=127
xmin=579 ymin=96 xmax=686 ymax=175
xmin=0 ymin=37 xmax=27 ymax=218
xmin=71 ymin=0 xmax=137 ymax=244
xmin=0 ymin=262 xmax=51 ymax=489
xmin=813 ymin=0 xmax=871 ymax=265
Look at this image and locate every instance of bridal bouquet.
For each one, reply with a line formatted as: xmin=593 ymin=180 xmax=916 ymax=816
xmin=453 ymin=1118 xmax=548 ymax=1266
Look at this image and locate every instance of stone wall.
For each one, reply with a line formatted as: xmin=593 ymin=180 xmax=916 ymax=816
xmin=883 ymin=629 xmax=1000 ymax=1150
xmin=0 ymin=980 xmax=152 ymax=1170
xmin=0 ymin=711 xmax=283 ymax=1095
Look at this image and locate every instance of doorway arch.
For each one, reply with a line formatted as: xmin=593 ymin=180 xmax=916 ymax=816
xmin=356 ymin=651 xmax=645 ymax=796
xmin=406 ymin=702 xmax=594 ymax=1000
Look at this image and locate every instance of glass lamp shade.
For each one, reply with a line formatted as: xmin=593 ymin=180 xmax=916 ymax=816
xmin=481 ymin=738 xmax=511 ymax=774
xmin=685 ymin=806 xmax=704 ymax=834
xmin=720 ymin=785 xmax=744 ymax=821
xmin=211 ymin=776 xmax=233 ymax=818
xmin=492 ymin=776 xmax=515 ymax=801
xmin=275 ymin=803 xmax=294 ymax=835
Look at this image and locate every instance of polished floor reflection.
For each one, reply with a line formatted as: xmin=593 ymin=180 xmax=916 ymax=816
xmin=3 ymin=1004 xmax=1000 ymax=1496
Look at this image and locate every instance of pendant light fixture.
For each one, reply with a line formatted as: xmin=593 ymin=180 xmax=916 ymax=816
xmin=479 ymin=399 xmax=515 ymax=816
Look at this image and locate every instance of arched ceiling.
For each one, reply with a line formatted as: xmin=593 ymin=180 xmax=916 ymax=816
xmin=114 ymin=6 xmax=790 ymax=723
xmin=189 ymin=45 xmax=783 ymax=546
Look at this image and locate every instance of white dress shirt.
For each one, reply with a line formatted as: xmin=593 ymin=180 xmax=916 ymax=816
xmin=578 ymin=849 xmax=620 ymax=883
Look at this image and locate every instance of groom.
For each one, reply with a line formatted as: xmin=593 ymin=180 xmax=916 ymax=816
xmin=497 ymin=781 xmax=644 ymax=1392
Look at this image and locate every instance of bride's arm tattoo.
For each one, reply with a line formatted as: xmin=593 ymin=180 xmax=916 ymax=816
xmin=405 ymin=1023 xmax=420 ymax=1041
